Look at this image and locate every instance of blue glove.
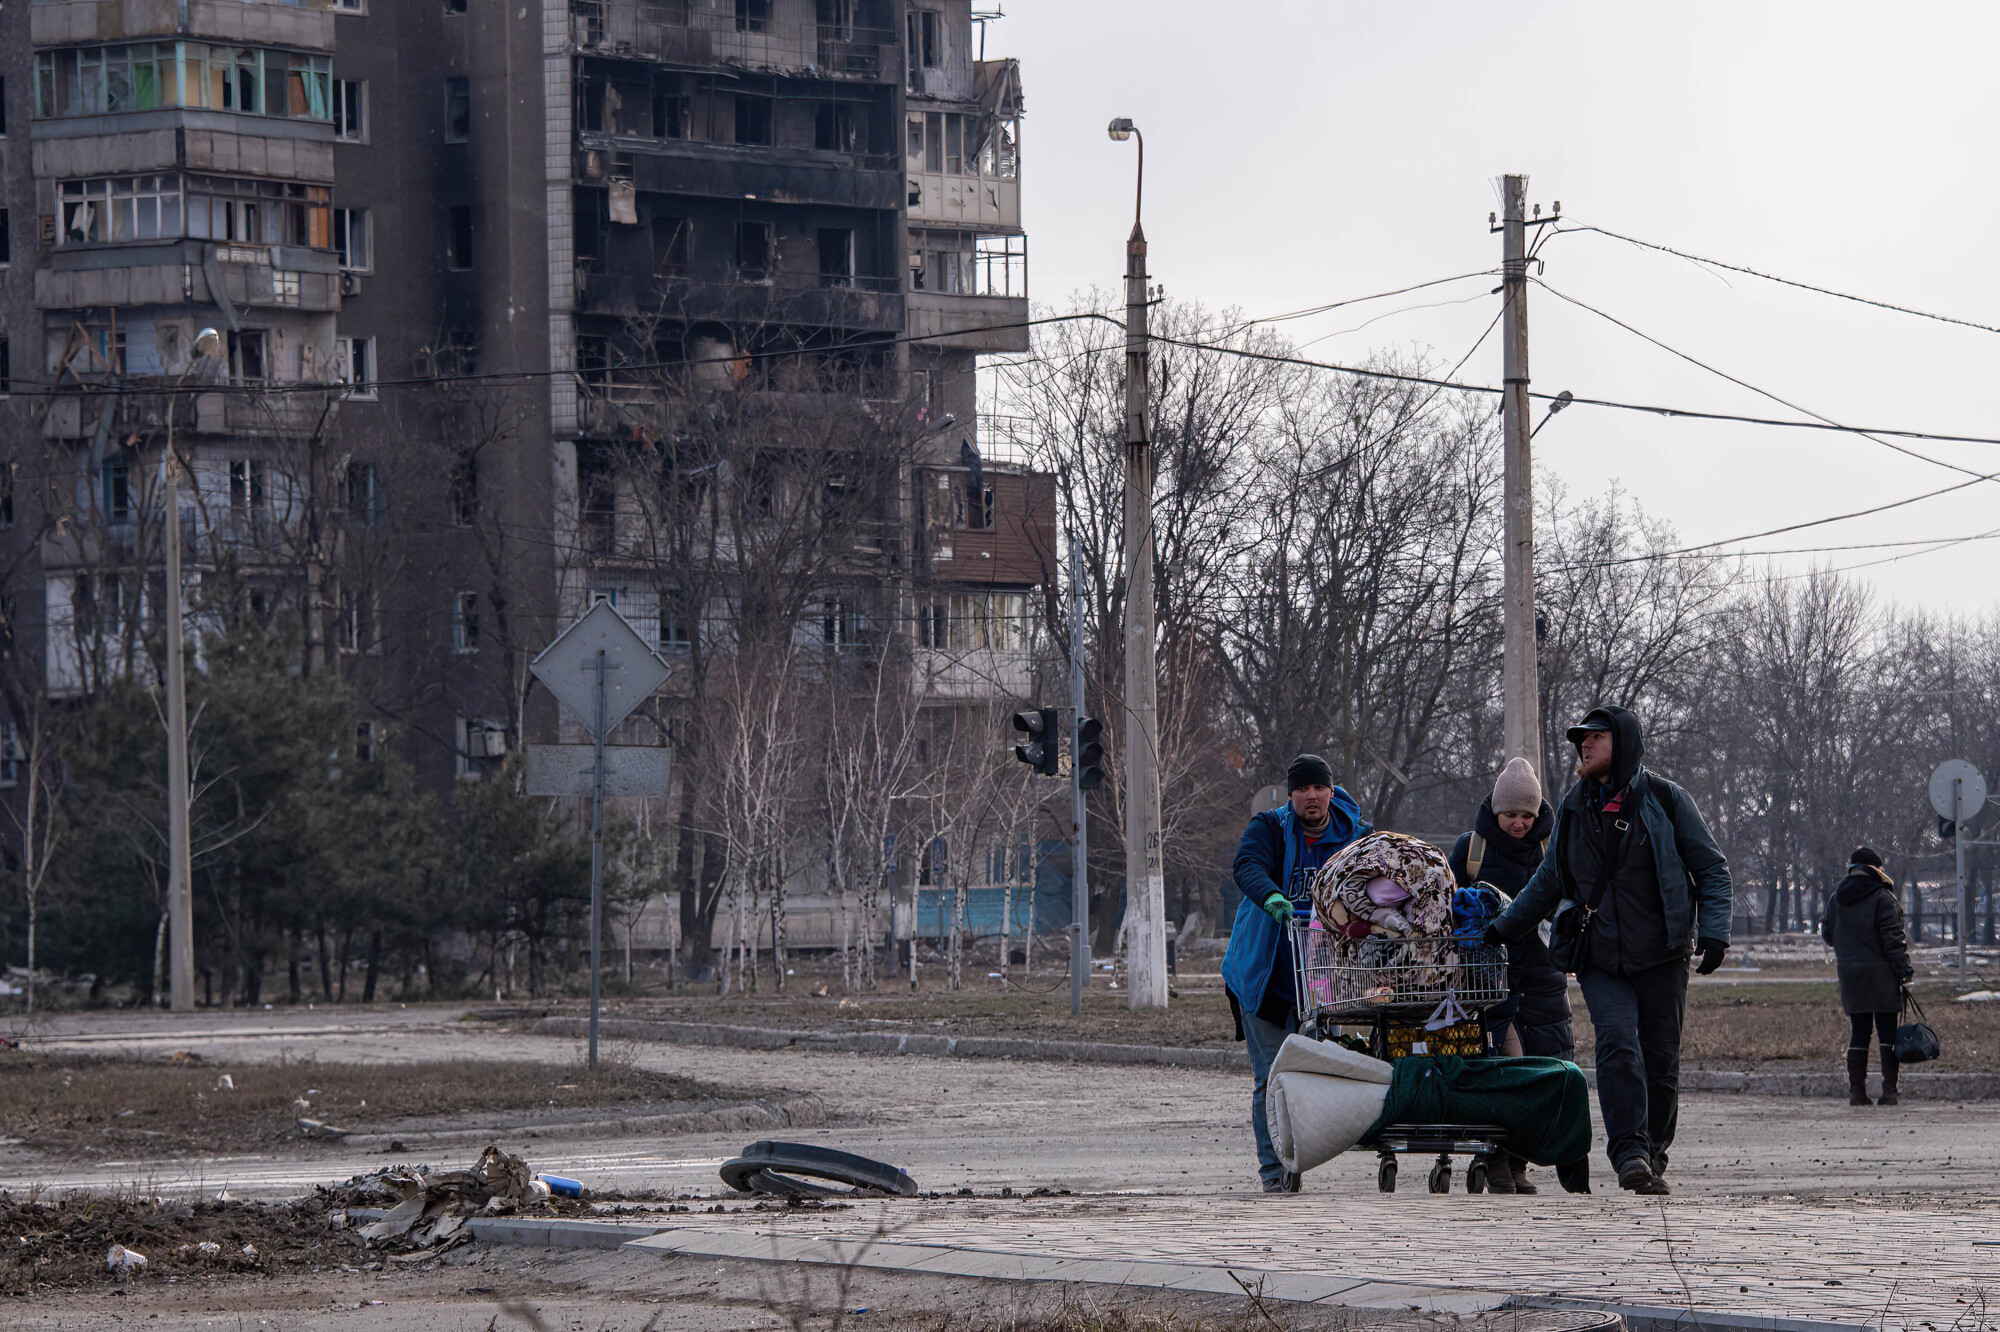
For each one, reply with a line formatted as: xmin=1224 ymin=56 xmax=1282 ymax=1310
xmin=1261 ymin=891 xmax=1293 ymax=925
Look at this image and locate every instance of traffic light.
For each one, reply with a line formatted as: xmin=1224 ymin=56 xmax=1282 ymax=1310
xmin=1012 ymin=707 xmax=1059 ymax=776
xmin=1074 ymin=716 xmax=1105 ymax=791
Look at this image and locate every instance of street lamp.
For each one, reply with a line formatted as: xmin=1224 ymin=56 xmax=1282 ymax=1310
xmin=1107 ymin=117 xmax=1166 ymax=1010
xmin=165 ymin=326 xmax=218 ymax=1011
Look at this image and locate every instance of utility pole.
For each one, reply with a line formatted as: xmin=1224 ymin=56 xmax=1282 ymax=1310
xmin=1957 ymin=778 xmax=1968 ymax=977
xmin=1069 ymin=535 xmax=1090 ymax=1017
xmin=1498 ymin=174 xmax=1540 ymax=788
xmin=1108 ymin=118 xmax=1165 ymax=1010
xmin=165 ymin=328 xmax=218 ymax=1012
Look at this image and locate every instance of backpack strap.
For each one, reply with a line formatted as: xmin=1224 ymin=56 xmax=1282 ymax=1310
xmin=1466 ymin=832 xmax=1485 ymax=881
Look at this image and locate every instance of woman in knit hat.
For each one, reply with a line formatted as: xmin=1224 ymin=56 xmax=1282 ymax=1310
xmin=1821 ymin=847 xmax=1915 ymax=1106
xmin=1449 ymin=756 xmax=1571 ymax=1193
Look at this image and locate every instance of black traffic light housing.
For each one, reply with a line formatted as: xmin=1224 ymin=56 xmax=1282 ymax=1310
xmin=1012 ymin=707 xmax=1060 ymax=776
xmin=1075 ymin=716 xmax=1105 ymax=791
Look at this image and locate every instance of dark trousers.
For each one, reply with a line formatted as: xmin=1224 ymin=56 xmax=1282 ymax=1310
xmin=1578 ymin=962 xmax=1688 ymax=1171
xmin=1849 ymin=1011 xmax=1896 ymax=1053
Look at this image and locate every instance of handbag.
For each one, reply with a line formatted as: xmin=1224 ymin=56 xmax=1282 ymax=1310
xmin=1894 ymin=993 xmax=1940 ymax=1064
xmin=1547 ymin=813 xmax=1628 ymax=974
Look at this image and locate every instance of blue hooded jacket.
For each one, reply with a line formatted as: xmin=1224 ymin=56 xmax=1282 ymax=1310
xmin=1221 ymin=788 xmax=1370 ymax=1016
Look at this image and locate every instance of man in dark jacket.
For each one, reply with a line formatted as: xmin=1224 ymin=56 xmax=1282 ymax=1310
xmin=1450 ymin=755 xmax=1571 ymax=1194
xmin=1222 ymin=753 xmax=1370 ymax=1193
xmin=1821 ymin=847 xmax=1914 ymax=1106
xmin=1487 ymin=706 xmax=1732 ymax=1196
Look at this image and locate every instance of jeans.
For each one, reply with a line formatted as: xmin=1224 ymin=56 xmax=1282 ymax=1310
xmin=1243 ymin=1006 xmax=1300 ymax=1185
xmin=1577 ymin=962 xmax=1687 ymax=1172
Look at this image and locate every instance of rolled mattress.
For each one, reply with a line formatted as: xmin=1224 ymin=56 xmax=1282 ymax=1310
xmin=1265 ymin=1034 xmax=1393 ymax=1175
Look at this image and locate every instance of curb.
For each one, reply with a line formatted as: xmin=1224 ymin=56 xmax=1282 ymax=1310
xmin=330 ymin=1094 xmax=827 ymax=1150
xmin=531 ymin=1015 xmax=1251 ymax=1071
xmin=468 ymin=1216 xmax=672 ymax=1249
xmin=530 ymin=1016 xmax=2000 ymax=1098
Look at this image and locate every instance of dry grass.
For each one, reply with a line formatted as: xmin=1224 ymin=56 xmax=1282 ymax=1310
xmin=0 ymin=1051 xmax=717 ymax=1157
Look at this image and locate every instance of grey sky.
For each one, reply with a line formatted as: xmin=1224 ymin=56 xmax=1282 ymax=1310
xmin=992 ymin=1 xmax=2000 ymax=612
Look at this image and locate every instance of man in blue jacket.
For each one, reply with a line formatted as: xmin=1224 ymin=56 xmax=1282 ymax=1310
xmin=1487 ymin=705 xmax=1732 ymax=1196
xmin=1222 ymin=754 xmax=1370 ymax=1192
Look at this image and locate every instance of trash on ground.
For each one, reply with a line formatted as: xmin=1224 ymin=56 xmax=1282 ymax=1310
xmin=316 ymin=1144 xmax=566 ymax=1254
xmin=720 ymin=1140 xmax=918 ymax=1198
xmin=296 ymin=1118 xmax=350 ymax=1141
xmin=535 ymin=1173 xmax=584 ymax=1198
xmin=215 ymin=1074 xmax=235 ymax=1091
xmin=105 ymin=1244 xmax=146 ymax=1273
xmin=1957 ymin=990 xmax=1999 ymax=1002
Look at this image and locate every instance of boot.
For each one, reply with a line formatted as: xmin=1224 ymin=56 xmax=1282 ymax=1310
xmin=1846 ymin=1048 xmax=1872 ymax=1106
xmin=1878 ymin=1050 xmax=1900 ymax=1106
xmin=1484 ymin=1152 xmax=1518 ymax=1194
xmin=1509 ymin=1154 xmax=1538 ymax=1194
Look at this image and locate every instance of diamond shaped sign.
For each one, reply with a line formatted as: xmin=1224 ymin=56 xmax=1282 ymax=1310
xmin=530 ymin=600 xmax=670 ymax=738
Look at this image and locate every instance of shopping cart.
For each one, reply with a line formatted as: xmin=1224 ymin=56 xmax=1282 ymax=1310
xmin=1289 ymin=915 xmax=1514 ymax=1193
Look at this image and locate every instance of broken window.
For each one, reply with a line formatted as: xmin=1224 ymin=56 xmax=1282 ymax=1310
xmin=906 ymin=9 xmax=939 ymax=75
xmin=924 ymin=112 xmax=943 ymax=171
xmin=576 ymin=335 xmax=609 ymax=385
xmin=960 ymin=480 xmax=994 ymax=530
xmin=227 ymin=329 xmax=266 ymax=383
xmin=652 ymin=91 xmax=687 ymax=139
xmin=443 ymin=76 xmax=469 ymax=143
xmin=734 ymin=221 xmax=771 ymax=279
xmin=814 ymin=102 xmax=857 ymax=152
xmin=101 ymin=458 xmax=132 ymax=525
xmin=346 ymin=461 xmax=383 ymax=527
xmin=817 ymin=228 xmax=853 ymax=287
xmin=452 ymin=591 xmax=479 ymax=653
xmin=447 ymin=204 xmax=474 ymax=269
xmin=652 ymin=215 xmax=691 ymax=277
xmin=449 ymin=452 xmax=478 ymax=526
xmin=734 ymin=0 xmax=768 ymax=34
xmin=734 ymin=95 xmax=771 ymax=146
xmin=944 ymin=113 xmax=963 ymax=174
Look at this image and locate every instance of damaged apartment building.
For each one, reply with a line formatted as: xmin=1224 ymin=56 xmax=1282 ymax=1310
xmin=0 ymin=0 xmax=1048 ymax=951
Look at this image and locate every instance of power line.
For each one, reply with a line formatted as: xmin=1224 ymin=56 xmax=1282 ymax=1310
xmin=1557 ymin=222 xmax=2000 ymax=337
xmin=1532 ymin=277 xmax=1999 ymax=484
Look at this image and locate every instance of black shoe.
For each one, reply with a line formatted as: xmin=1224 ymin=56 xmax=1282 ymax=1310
xmin=1618 ymin=1160 xmax=1670 ymax=1195
xmin=1650 ymin=1149 xmax=1669 ymax=1178
xmin=1262 ymin=1171 xmax=1302 ymax=1194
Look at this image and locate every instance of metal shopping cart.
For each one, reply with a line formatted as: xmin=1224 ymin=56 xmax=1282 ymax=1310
xmin=1289 ymin=916 xmax=1515 ymax=1193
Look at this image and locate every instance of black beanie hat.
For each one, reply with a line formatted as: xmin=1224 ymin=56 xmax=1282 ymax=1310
xmin=1850 ymin=846 xmax=1884 ymax=868
xmin=1288 ymin=753 xmax=1335 ymax=792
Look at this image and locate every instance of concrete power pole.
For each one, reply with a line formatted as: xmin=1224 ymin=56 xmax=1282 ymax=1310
xmin=1121 ymin=162 xmax=1166 ymax=1012
xmin=165 ymin=328 xmax=218 ymax=1012
xmin=1498 ymin=174 xmax=1540 ymax=790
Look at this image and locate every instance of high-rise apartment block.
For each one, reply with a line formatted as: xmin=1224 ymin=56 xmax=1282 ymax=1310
xmin=0 ymin=0 xmax=1047 ymax=801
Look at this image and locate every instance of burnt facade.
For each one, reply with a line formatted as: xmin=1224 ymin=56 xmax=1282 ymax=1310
xmin=0 ymin=0 xmax=1040 ymax=794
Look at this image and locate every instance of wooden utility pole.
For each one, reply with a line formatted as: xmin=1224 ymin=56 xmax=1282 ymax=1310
xmin=1498 ymin=175 xmax=1540 ymax=788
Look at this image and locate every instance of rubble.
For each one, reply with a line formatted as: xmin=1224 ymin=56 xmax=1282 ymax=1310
xmin=315 ymin=1145 xmax=567 ymax=1255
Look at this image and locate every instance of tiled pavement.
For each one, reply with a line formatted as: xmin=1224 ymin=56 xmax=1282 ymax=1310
xmin=604 ymin=1191 xmax=2000 ymax=1330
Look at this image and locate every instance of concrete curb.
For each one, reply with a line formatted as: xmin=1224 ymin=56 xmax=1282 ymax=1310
xmin=330 ymin=1094 xmax=827 ymax=1151
xmin=531 ymin=1016 xmax=2000 ymax=1098
xmin=531 ymin=1015 xmax=1252 ymax=1071
xmin=468 ymin=1216 xmax=673 ymax=1249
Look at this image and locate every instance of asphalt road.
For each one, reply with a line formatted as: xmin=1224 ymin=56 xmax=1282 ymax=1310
xmin=6 ymin=1005 xmax=1998 ymax=1204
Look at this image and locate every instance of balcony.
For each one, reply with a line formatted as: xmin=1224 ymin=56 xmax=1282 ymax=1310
xmin=570 ymin=0 xmax=893 ymax=81
xmin=36 ymin=241 xmax=341 ymax=313
xmin=912 ymin=646 xmax=1033 ymax=701
xmin=577 ymin=269 xmax=903 ymax=333
xmin=32 ymin=0 xmax=335 ymax=51
xmin=578 ymin=137 xmax=901 ymax=212
xmin=907 ymin=291 xmax=1028 ymax=354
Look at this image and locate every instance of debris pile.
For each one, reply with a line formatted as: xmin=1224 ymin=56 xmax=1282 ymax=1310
xmin=317 ymin=1145 xmax=575 ymax=1258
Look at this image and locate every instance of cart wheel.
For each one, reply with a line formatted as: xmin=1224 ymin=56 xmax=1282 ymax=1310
xmin=1377 ymin=1158 xmax=1397 ymax=1193
xmin=1466 ymin=1159 xmax=1489 ymax=1194
xmin=1427 ymin=1158 xmax=1451 ymax=1194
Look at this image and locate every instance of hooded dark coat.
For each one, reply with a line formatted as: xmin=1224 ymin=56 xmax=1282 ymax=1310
xmin=1820 ymin=866 xmax=1913 ymax=1015
xmin=1450 ymin=799 xmax=1571 ymax=1030
xmin=1493 ymin=705 xmax=1733 ymax=972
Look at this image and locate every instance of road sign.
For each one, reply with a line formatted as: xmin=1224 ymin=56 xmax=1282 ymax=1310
xmin=1929 ymin=760 xmax=1987 ymax=822
xmin=529 ymin=600 xmax=670 ymax=739
xmin=524 ymin=744 xmax=670 ymax=798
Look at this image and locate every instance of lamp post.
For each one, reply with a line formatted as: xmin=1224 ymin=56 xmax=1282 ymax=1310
xmin=1106 ymin=118 xmax=1165 ymax=1010
xmin=165 ymin=327 xmax=219 ymax=1011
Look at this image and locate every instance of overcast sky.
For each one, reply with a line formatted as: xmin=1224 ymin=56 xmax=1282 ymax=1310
xmin=990 ymin=1 xmax=2000 ymax=613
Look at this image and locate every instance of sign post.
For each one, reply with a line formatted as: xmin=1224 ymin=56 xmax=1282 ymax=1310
xmin=1929 ymin=759 xmax=1987 ymax=976
xmin=529 ymin=601 xmax=672 ymax=1068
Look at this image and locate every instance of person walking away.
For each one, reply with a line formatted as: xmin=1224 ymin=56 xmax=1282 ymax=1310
xmin=1487 ymin=706 xmax=1733 ymax=1196
xmin=1821 ymin=846 xmax=1914 ymax=1106
xmin=1450 ymin=756 xmax=1571 ymax=1193
xmin=1223 ymin=754 xmax=1371 ymax=1193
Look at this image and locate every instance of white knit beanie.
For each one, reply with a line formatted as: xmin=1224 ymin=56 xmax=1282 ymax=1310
xmin=1491 ymin=757 xmax=1542 ymax=814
